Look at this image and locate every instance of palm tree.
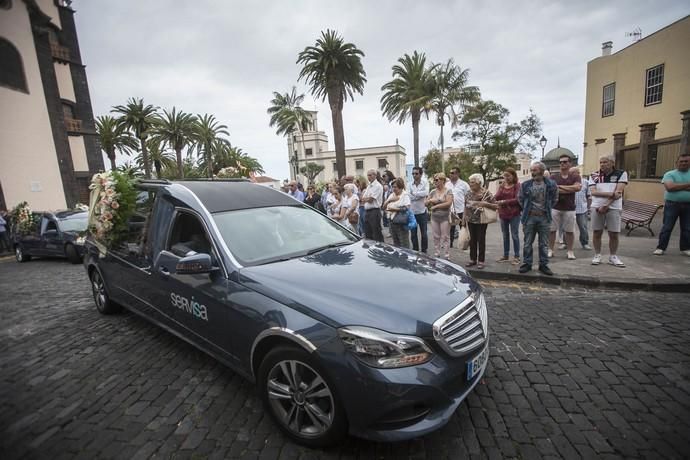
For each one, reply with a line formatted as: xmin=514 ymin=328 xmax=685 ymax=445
xmin=428 ymin=59 xmax=480 ymax=171
xmin=192 ymin=114 xmax=229 ymax=178
xmin=137 ymin=138 xmax=175 ymax=179
xmin=380 ymin=51 xmax=436 ymax=167
xmin=268 ymin=87 xmax=310 ymax=180
xmin=297 ymin=29 xmax=366 ymax=178
xmin=112 ymin=97 xmax=159 ymax=178
xmin=152 ymin=108 xmax=197 ymax=179
xmin=95 ymin=115 xmax=138 ymax=171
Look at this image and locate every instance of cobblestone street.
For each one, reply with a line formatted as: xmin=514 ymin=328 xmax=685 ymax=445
xmin=1 ymin=259 xmax=689 ymax=459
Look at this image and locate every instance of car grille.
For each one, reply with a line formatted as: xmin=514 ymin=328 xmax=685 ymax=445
xmin=433 ymin=293 xmax=488 ymax=357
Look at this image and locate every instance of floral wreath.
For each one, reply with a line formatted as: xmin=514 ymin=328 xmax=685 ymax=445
xmin=10 ymin=201 xmax=40 ymax=235
xmin=88 ymin=171 xmax=137 ymax=247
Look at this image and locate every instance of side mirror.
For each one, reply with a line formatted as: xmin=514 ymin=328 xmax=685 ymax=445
xmin=175 ymin=253 xmax=217 ymax=275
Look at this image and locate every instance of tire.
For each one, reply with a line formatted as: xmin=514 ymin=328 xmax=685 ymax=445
xmin=257 ymin=345 xmax=347 ymax=447
xmin=65 ymin=244 xmax=82 ymax=264
xmin=89 ymin=268 xmax=121 ymax=314
xmin=15 ymin=245 xmax=31 ymax=263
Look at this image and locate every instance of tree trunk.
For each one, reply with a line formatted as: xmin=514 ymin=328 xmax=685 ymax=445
xmin=440 ymin=121 xmax=445 ymax=173
xmin=154 ymin=160 xmax=162 ymax=179
xmin=108 ymin=148 xmax=116 ymax=171
xmin=328 ymin=91 xmax=346 ymax=179
xmin=412 ymin=110 xmax=421 ymax=167
xmin=206 ymin=143 xmax=213 ymax=179
xmin=175 ymin=147 xmax=184 ymax=179
xmin=140 ymin=137 xmax=151 ymax=179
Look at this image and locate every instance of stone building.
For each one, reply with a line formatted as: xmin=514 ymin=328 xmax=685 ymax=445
xmin=0 ymin=0 xmax=103 ymax=211
xmin=287 ymin=111 xmax=407 ymax=184
xmin=583 ymin=15 xmax=690 ymax=204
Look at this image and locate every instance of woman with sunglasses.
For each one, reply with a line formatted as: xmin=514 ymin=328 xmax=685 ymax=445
xmin=425 ymin=173 xmax=454 ymax=259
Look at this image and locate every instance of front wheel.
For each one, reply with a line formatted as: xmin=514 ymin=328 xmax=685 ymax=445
xmin=15 ymin=245 xmax=31 ymax=263
xmin=258 ymin=346 xmax=347 ymax=447
xmin=90 ymin=269 xmax=121 ymax=314
xmin=65 ymin=244 xmax=82 ymax=264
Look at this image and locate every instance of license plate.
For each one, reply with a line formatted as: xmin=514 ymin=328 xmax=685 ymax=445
xmin=466 ymin=345 xmax=489 ymax=381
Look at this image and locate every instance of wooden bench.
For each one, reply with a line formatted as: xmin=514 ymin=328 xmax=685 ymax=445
xmin=621 ymin=200 xmax=664 ymax=236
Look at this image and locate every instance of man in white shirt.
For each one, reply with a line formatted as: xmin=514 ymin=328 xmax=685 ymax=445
xmin=408 ymin=166 xmax=429 ymax=253
xmin=589 ymin=155 xmax=628 ymax=267
xmin=361 ymin=169 xmax=384 ymax=242
xmin=446 ymin=168 xmax=470 ymax=247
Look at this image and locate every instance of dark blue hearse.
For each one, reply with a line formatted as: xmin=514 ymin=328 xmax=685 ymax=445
xmin=84 ymin=180 xmax=489 ymax=446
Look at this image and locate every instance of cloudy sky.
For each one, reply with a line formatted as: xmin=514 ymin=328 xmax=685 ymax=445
xmin=73 ymin=0 xmax=688 ymax=180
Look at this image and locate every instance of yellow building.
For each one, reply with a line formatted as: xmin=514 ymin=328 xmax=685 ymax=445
xmin=583 ymin=15 xmax=690 ymax=204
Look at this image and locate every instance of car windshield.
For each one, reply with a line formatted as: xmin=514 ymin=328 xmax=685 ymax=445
xmin=58 ymin=215 xmax=88 ymax=232
xmin=213 ymin=205 xmax=359 ymax=266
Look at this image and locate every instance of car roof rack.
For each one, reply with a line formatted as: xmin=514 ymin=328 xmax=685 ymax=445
xmin=137 ymin=179 xmax=171 ymax=185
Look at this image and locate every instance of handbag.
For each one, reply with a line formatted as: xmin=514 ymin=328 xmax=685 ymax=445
xmin=458 ymin=224 xmax=470 ymax=250
xmin=406 ymin=210 xmax=417 ymax=231
xmin=449 ymin=203 xmax=462 ymax=225
xmin=348 ymin=210 xmax=359 ymax=226
xmin=478 ymin=191 xmax=498 ymax=224
xmin=392 ymin=210 xmax=408 ymax=225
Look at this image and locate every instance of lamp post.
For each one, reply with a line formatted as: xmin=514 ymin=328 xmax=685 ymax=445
xmin=539 ymin=136 xmax=548 ymax=160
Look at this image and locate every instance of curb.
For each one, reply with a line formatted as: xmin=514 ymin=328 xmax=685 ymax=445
xmin=466 ymin=268 xmax=690 ymax=293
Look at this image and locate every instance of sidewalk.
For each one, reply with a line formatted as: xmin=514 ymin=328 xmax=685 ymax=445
xmin=394 ymin=213 xmax=690 ymax=292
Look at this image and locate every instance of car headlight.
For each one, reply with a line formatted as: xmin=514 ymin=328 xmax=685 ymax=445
xmin=338 ymin=326 xmax=433 ymax=368
xmin=75 ymin=236 xmax=86 ymax=245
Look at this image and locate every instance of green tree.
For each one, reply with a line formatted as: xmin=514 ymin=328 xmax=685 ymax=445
xmin=268 ymin=87 xmax=310 ymax=179
xmin=152 ymin=108 xmax=197 ymax=179
xmin=133 ymin=138 xmax=175 ymax=179
xmin=95 ymin=115 xmax=138 ymax=171
xmin=427 ymin=59 xmax=480 ymax=171
xmin=112 ymin=97 xmax=159 ymax=179
xmin=299 ymin=162 xmax=325 ymax=184
xmin=297 ymin=29 xmax=366 ymax=178
xmin=422 ymin=148 xmax=478 ymax=180
xmin=380 ymin=51 xmax=435 ymax=167
xmin=422 ymin=148 xmax=443 ymax=179
xmin=192 ymin=114 xmax=230 ymax=178
xmin=452 ymin=100 xmax=542 ymax=183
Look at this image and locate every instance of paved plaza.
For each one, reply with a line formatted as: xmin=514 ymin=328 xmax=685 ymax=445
xmin=0 ymin=259 xmax=689 ymax=459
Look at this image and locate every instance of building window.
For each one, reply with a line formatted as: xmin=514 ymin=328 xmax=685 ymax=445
xmin=305 ymin=148 xmax=313 ymax=156
xmin=62 ymin=102 xmax=75 ymax=119
xmin=645 ymin=64 xmax=664 ymax=106
xmin=0 ymin=38 xmax=28 ymax=93
xmin=355 ymin=160 xmax=364 ymax=171
xmin=378 ymin=158 xmax=387 ymax=169
xmin=602 ymin=83 xmax=615 ymax=117
xmin=332 ymin=162 xmax=337 ymax=172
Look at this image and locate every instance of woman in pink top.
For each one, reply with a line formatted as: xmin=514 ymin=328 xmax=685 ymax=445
xmin=495 ymin=168 xmax=522 ymax=264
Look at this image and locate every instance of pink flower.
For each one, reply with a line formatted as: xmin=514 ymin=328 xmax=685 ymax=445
xmin=110 ymin=201 xmax=119 ymax=209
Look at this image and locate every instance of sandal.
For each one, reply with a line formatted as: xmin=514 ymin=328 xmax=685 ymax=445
xmin=477 ymin=262 xmax=485 ymax=269
xmin=496 ymin=256 xmax=509 ymax=263
xmin=465 ymin=261 xmax=477 ymax=267
xmin=511 ymin=257 xmax=521 ymax=265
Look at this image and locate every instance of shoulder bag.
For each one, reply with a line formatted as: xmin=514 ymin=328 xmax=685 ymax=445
xmin=478 ymin=191 xmax=498 ymax=224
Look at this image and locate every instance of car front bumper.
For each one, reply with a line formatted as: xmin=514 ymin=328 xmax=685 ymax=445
xmin=322 ymin=339 xmax=490 ymax=442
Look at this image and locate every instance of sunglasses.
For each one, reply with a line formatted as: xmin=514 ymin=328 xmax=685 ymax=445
xmin=412 ymin=172 xmax=420 ymax=175
xmin=559 ymin=160 xmax=570 ymax=164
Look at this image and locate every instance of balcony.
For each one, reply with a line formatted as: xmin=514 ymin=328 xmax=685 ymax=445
xmin=64 ymin=118 xmax=82 ymax=133
xmin=51 ymin=42 xmax=71 ymax=62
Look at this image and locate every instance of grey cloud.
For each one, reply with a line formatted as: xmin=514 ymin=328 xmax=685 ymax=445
xmin=74 ymin=0 xmax=689 ymax=180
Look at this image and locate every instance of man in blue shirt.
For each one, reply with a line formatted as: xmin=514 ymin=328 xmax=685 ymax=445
xmin=287 ymin=181 xmax=305 ymax=202
xmin=518 ymin=162 xmax=559 ymax=275
xmin=654 ymin=152 xmax=690 ymax=256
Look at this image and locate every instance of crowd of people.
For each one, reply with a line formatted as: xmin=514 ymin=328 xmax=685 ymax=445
xmin=286 ymin=150 xmax=690 ymax=274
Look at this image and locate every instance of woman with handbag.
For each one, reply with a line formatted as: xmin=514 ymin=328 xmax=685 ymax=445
xmin=342 ymin=184 xmax=360 ymax=231
xmin=464 ymin=173 xmax=498 ymax=269
xmin=384 ymin=178 xmax=411 ymax=248
xmin=425 ymin=173 xmax=454 ymax=259
xmin=495 ymin=168 xmax=522 ymax=264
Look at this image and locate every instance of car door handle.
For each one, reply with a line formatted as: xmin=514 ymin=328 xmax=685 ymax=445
xmin=158 ymin=266 xmax=170 ymax=277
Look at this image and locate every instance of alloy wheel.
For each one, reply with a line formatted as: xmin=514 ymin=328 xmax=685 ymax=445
xmin=91 ymin=271 xmax=106 ymax=311
xmin=266 ymin=360 xmax=335 ymax=438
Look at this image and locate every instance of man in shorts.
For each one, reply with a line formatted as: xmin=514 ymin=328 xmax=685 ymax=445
xmin=589 ymin=155 xmax=628 ymax=267
xmin=549 ymin=155 xmax=581 ymax=260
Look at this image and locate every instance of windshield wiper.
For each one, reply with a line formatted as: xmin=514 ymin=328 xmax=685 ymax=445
xmin=304 ymin=241 xmax=352 ymax=256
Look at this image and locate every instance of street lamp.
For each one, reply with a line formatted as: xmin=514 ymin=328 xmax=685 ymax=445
xmin=539 ymin=136 xmax=548 ymax=160
xmin=290 ymin=154 xmax=298 ymax=180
